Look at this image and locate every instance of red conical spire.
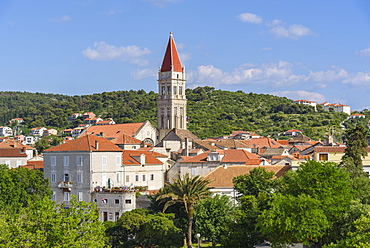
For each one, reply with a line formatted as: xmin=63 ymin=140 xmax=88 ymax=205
xmin=160 ymin=32 xmax=183 ymax=72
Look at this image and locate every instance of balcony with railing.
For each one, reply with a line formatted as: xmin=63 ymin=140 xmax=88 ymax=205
xmin=58 ymin=181 xmax=73 ymax=190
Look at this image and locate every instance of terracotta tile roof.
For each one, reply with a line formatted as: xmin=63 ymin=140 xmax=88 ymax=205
xmin=45 ymin=135 xmax=123 ymax=152
xmin=81 ymin=123 xmax=145 ymax=139
xmin=271 ymin=155 xmax=299 ymax=161
xmin=293 ymin=145 xmax=312 ymax=151
xmin=260 ymin=148 xmax=287 ymax=156
xmin=173 ymin=129 xmax=199 ymax=141
xmin=276 ymin=140 xmax=289 ymax=146
xmin=193 ymin=139 xmax=250 ymax=150
xmin=289 ymin=134 xmax=313 ymax=143
xmin=160 ymin=34 xmax=182 ymax=72
xmin=22 ymin=160 xmax=44 ymax=169
xmin=284 ymin=129 xmax=303 ymax=133
xmin=122 ymin=150 xmax=163 ymax=165
xmin=243 ymin=138 xmax=282 ymax=148
xmin=204 ymin=165 xmax=291 ymax=188
xmin=0 ymin=148 xmax=27 ymax=157
xmin=111 ymin=134 xmax=143 ymax=145
xmin=313 ymin=146 xmax=370 ymax=153
xmin=181 ymin=149 xmax=261 ymax=164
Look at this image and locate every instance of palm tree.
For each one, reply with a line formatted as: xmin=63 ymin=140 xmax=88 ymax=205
xmin=157 ymin=173 xmax=212 ymax=248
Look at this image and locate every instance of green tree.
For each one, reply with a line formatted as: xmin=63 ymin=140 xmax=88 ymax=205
xmin=258 ymin=193 xmax=330 ymax=247
xmin=106 ymin=209 xmax=182 ymax=248
xmin=194 ymin=195 xmax=234 ymax=247
xmin=265 ymin=160 xmax=355 ymax=247
xmin=233 ymin=167 xmax=276 ymax=198
xmin=340 ymin=125 xmax=369 ymax=178
xmin=220 ymin=195 xmax=264 ymax=248
xmin=157 ymin=174 xmax=212 ymax=248
xmin=325 ymin=213 xmax=370 ymax=248
xmin=2 ymin=196 xmax=107 ymax=247
xmin=35 ymin=135 xmax=63 ymax=154
xmin=0 ymin=165 xmax=52 ymax=212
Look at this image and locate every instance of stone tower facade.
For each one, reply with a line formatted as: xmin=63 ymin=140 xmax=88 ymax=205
xmin=157 ymin=33 xmax=187 ymax=140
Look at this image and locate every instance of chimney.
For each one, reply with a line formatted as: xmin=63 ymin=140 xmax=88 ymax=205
xmin=95 ymin=140 xmax=99 ymax=150
xmin=100 ymin=132 xmax=104 ymax=137
xmin=22 ymin=146 xmax=26 ymax=153
xmin=184 ymin=138 xmax=189 ymax=156
xmin=140 ymin=154 xmax=146 ymax=166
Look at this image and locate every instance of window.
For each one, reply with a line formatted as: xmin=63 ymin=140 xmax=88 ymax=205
xmin=116 ymin=172 xmax=120 ymax=182
xmin=150 ymin=174 xmax=154 ymax=181
xmin=52 ymin=191 xmax=56 ymax=201
xmin=135 ymin=175 xmax=139 ymax=182
xmin=115 ymin=212 xmax=119 ymax=221
xmin=77 ymin=172 xmax=83 ymax=183
xmin=191 ymin=167 xmax=198 ymax=176
xmin=174 ymin=86 xmax=177 ymax=95
xmin=179 ymin=86 xmax=183 ymax=95
xmin=64 ymin=173 xmax=70 ymax=182
xmin=115 ymin=199 xmax=120 ymax=204
xmin=103 ymin=212 xmax=108 ymax=222
xmin=51 ymin=156 xmax=56 ymax=166
xmin=77 ymin=156 xmax=82 ymax=166
xmin=64 ymin=156 xmax=69 ymax=166
xmin=116 ymin=156 xmax=121 ymax=166
xmin=102 ymin=174 xmax=107 ymax=186
xmin=126 ymin=175 xmax=130 ymax=182
xmin=51 ymin=173 xmax=56 ymax=183
xmin=78 ymin=192 xmax=83 ymax=201
xmin=102 ymin=156 xmax=107 ymax=166
xmin=161 ymin=86 xmax=165 ymax=95
xmin=125 ymin=199 xmax=132 ymax=204
xmin=319 ymin=153 xmax=329 ymax=161
xmin=64 ymin=192 xmax=70 ymax=202
xmin=143 ymin=175 xmax=146 ymax=181
xmin=167 ymin=86 xmax=171 ymax=94
xmin=101 ymin=198 xmax=108 ymax=204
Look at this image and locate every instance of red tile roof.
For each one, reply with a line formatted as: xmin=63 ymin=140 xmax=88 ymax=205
xmin=181 ymin=149 xmax=261 ymax=165
xmin=0 ymin=148 xmax=27 ymax=157
xmin=160 ymin=33 xmax=182 ymax=72
xmin=45 ymin=135 xmax=123 ymax=152
xmin=204 ymin=165 xmax=291 ymax=188
xmin=243 ymin=138 xmax=282 ymax=148
xmin=21 ymin=160 xmax=44 ymax=170
xmin=81 ymin=123 xmax=145 ymax=139
xmin=122 ymin=150 xmax=163 ymax=165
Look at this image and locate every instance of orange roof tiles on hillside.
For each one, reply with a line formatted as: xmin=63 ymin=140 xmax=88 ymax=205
xmin=160 ymin=33 xmax=182 ymax=72
xmin=0 ymin=148 xmax=27 ymax=157
xmin=181 ymin=149 xmax=261 ymax=164
xmin=243 ymin=138 xmax=282 ymax=148
xmin=194 ymin=139 xmax=250 ymax=150
xmin=276 ymin=140 xmax=289 ymax=146
xmin=111 ymin=133 xmax=143 ymax=145
xmin=81 ymin=123 xmax=145 ymax=139
xmin=204 ymin=165 xmax=291 ymax=188
xmin=21 ymin=161 xmax=44 ymax=170
xmin=313 ymin=146 xmax=370 ymax=153
xmin=122 ymin=150 xmax=163 ymax=165
xmin=45 ymin=135 xmax=123 ymax=152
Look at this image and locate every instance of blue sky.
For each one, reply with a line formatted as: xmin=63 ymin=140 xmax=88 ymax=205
xmin=1 ymin=0 xmax=370 ymax=110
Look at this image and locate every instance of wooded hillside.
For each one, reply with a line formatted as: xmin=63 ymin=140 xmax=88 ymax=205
xmin=0 ymin=87 xmax=351 ymax=140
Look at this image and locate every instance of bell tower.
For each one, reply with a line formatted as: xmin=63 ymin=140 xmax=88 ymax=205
xmin=157 ymin=33 xmax=187 ymax=140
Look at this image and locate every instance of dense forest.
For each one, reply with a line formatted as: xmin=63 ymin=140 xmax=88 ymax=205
xmin=0 ymin=87 xmax=364 ymax=140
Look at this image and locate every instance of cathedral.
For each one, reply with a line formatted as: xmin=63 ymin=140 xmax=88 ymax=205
xmin=157 ymin=33 xmax=187 ymax=140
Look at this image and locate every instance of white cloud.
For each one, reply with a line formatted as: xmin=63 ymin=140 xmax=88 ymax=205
xmin=269 ymin=24 xmax=315 ymax=39
xmin=82 ymin=42 xmax=151 ymax=66
xmin=131 ymin=68 xmax=157 ymax=80
xmin=357 ymin=45 xmax=370 ymax=57
xmin=342 ymin=71 xmax=370 ymax=86
xmin=189 ymin=61 xmax=298 ymax=87
xmin=271 ymin=90 xmax=326 ymax=102
xmin=307 ymin=67 xmax=348 ymax=82
xmin=188 ymin=62 xmax=352 ymax=90
xmin=261 ymin=47 xmax=272 ymax=51
xmin=237 ymin=13 xmax=263 ymax=24
xmin=47 ymin=15 xmax=71 ymax=23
